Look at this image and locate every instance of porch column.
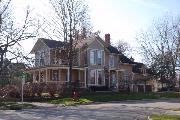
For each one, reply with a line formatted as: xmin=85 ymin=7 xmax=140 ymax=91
xmin=108 ymin=70 xmax=110 ymax=88
xmin=136 ymin=85 xmax=138 ymax=93
xmin=78 ymin=70 xmax=81 ymax=86
xmin=116 ymin=71 xmax=119 ymax=90
xmin=131 ymin=73 xmax=134 ymax=92
xmin=33 ymin=71 xmax=36 ymax=82
xmin=143 ymin=84 xmax=146 ymax=93
xmin=59 ymin=69 xmax=61 ymax=82
xmin=38 ymin=71 xmax=40 ymax=82
xmin=46 ymin=69 xmax=48 ymax=83
xmin=67 ymin=68 xmax=70 ymax=82
xmin=84 ymin=69 xmax=87 ymax=88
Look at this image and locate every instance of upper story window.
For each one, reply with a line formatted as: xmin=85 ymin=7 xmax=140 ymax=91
xmin=97 ymin=50 xmax=102 ymax=65
xmin=90 ymin=50 xmax=96 ymax=65
xmin=90 ymin=49 xmax=103 ymax=65
xmin=109 ymin=55 xmax=114 ymax=67
xmin=143 ymin=69 xmax=146 ymax=74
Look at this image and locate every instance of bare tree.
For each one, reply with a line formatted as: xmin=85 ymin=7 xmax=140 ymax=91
xmin=115 ymin=40 xmax=132 ymax=56
xmin=0 ymin=1 xmax=36 ymax=76
xmin=49 ymin=0 xmax=91 ymax=88
xmin=137 ymin=15 xmax=180 ymax=88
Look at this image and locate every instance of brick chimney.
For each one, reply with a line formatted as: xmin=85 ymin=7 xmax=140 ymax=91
xmin=105 ymin=34 xmax=110 ymax=45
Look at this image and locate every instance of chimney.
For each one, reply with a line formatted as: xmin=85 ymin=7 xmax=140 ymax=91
xmin=105 ymin=34 xmax=110 ymax=45
xmin=130 ymin=56 xmax=134 ymax=62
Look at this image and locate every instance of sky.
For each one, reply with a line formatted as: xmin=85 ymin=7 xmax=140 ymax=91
xmin=12 ymin=0 xmax=180 ymax=62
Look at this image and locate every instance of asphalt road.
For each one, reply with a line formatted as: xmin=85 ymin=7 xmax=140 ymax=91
xmin=0 ymin=99 xmax=180 ymax=120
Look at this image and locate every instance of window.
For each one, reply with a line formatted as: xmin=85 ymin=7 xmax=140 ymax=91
xmin=97 ymin=50 xmax=102 ymax=65
xmin=52 ymin=70 xmax=59 ymax=81
xmin=111 ymin=73 xmax=117 ymax=88
xmin=109 ymin=55 xmax=114 ymax=67
xmin=89 ymin=70 xmax=96 ymax=84
xmin=90 ymin=49 xmax=104 ymax=65
xmin=97 ymin=70 xmax=102 ymax=85
xmin=89 ymin=69 xmax=104 ymax=85
xmin=123 ymin=71 xmax=129 ymax=87
xmin=90 ymin=50 xmax=96 ymax=65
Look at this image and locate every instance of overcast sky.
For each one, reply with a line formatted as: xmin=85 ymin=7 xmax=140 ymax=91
xmin=13 ymin=0 xmax=180 ymax=62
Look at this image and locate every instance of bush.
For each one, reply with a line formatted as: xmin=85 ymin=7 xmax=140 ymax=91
xmin=0 ymin=85 xmax=20 ymax=99
xmin=45 ymin=83 xmax=57 ymax=98
xmin=0 ymin=82 xmax=65 ymax=100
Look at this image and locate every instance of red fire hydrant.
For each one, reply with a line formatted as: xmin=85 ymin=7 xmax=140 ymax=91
xmin=73 ymin=91 xmax=79 ymax=101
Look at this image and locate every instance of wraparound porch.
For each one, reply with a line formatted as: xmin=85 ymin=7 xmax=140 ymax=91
xmin=27 ymin=66 xmax=87 ymax=88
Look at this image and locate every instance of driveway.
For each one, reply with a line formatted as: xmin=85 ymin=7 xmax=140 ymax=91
xmin=0 ymin=99 xmax=180 ymax=120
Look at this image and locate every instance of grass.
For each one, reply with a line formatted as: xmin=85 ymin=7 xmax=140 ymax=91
xmin=48 ymin=92 xmax=180 ymax=105
xmin=173 ymin=108 xmax=180 ymax=111
xmin=0 ymin=102 xmax=37 ymax=110
xmin=151 ymin=114 xmax=180 ymax=120
xmin=50 ymin=98 xmax=92 ymax=105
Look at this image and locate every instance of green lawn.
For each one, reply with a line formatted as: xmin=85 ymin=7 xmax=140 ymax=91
xmin=173 ymin=108 xmax=180 ymax=111
xmin=48 ymin=92 xmax=180 ymax=105
xmin=0 ymin=102 xmax=37 ymax=110
xmin=151 ymin=114 xmax=180 ymax=120
xmin=50 ymin=98 xmax=92 ymax=105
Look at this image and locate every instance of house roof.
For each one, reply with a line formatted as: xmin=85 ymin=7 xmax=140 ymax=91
xmin=33 ymin=35 xmax=120 ymax=54
xmin=119 ymin=54 xmax=134 ymax=64
xmin=132 ymin=62 xmax=144 ymax=73
xmin=107 ymin=45 xmax=120 ymax=54
xmin=41 ymin=38 xmax=66 ymax=48
xmin=95 ymin=36 xmax=120 ymax=54
xmin=30 ymin=38 xmax=69 ymax=54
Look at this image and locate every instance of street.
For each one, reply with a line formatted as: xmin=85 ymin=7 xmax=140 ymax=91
xmin=0 ymin=99 xmax=180 ymax=120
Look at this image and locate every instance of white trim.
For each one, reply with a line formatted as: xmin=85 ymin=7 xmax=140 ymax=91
xmin=78 ymin=48 xmax=81 ymax=66
xmin=116 ymin=71 xmax=119 ymax=89
xmin=109 ymin=70 xmax=110 ymax=88
xmin=46 ymin=69 xmax=48 ymax=83
xmin=59 ymin=69 xmax=61 ymax=81
xmin=33 ymin=71 xmax=36 ymax=82
xmin=84 ymin=69 xmax=87 ymax=88
xmin=38 ymin=71 xmax=40 ymax=82
xmin=67 ymin=68 xmax=70 ymax=82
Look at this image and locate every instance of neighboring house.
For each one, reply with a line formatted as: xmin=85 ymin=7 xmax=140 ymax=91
xmin=131 ymin=61 xmax=155 ymax=92
xmin=27 ymin=34 xmax=153 ymax=92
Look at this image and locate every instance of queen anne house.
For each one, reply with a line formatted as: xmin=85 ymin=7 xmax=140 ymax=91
xmin=27 ymin=34 xmax=154 ymax=92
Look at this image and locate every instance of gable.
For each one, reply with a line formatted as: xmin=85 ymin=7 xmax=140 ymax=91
xmin=88 ymin=39 xmax=104 ymax=50
xmin=30 ymin=39 xmax=50 ymax=54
